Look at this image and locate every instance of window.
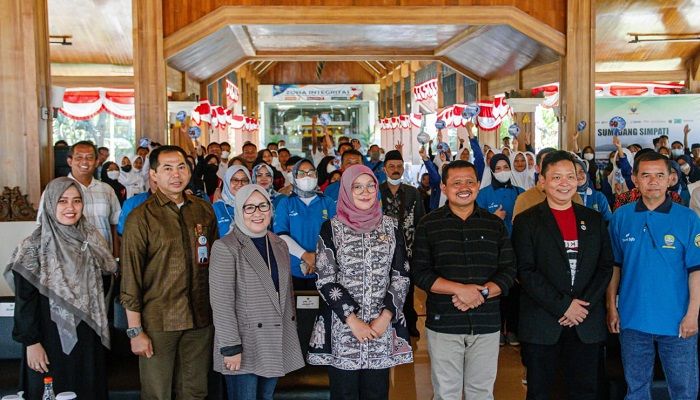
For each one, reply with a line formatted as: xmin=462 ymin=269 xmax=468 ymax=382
xmin=53 ymin=112 xmax=136 ymax=162
xmin=463 ymin=77 xmax=477 ymax=104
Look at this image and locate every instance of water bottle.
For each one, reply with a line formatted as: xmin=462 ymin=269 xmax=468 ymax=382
xmin=42 ymin=377 xmax=55 ymax=400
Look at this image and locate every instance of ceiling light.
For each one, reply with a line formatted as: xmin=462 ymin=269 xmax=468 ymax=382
xmin=49 ymin=35 xmax=72 ymax=46
xmin=628 ymin=33 xmax=700 ymax=44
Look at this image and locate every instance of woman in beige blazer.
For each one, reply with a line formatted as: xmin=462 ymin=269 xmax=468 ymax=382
xmin=210 ymin=184 xmax=305 ymax=400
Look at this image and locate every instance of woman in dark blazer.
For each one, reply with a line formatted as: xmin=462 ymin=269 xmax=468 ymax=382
xmin=210 ymin=184 xmax=305 ymax=400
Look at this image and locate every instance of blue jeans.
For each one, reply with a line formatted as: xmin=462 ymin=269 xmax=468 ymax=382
xmin=224 ymin=374 xmax=278 ymax=400
xmin=620 ymin=328 xmax=698 ymax=400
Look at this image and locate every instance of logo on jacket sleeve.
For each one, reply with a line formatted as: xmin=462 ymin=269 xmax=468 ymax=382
xmin=695 ymin=234 xmax=700 ymax=248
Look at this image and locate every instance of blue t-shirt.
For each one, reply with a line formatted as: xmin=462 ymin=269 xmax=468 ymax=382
xmin=212 ymin=201 xmax=235 ymax=237
xmin=273 ymin=194 xmax=336 ymax=279
xmin=324 ymin=181 xmax=340 ymax=206
xmin=117 ymin=191 xmax=150 ymax=236
xmin=609 ymin=197 xmax=700 ymax=336
xmin=476 ymin=184 xmax=524 ymax=235
xmin=364 ymin=160 xmax=387 ymax=184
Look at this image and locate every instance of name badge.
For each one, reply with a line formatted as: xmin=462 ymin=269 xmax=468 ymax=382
xmin=195 ymin=224 xmax=209 ymax=266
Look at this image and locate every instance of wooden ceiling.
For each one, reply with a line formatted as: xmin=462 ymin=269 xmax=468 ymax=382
xmin=596 ymin=0 xmax=700 ymax=72
xmin=46 ymin=0 xmax=700 ymax=83
xmin=48 ymin=0 xmax=132 ymax=66
xmin=168 ymin=23 xmax=559 ymax=83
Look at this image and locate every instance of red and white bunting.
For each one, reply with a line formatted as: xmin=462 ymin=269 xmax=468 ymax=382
xmin=225 ymin=79 xmax=240 ymax=108
xmin=413 ymin=78 xmax=439 ymax=102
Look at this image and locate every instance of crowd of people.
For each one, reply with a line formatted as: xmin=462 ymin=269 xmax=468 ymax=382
xmin=4 ymin=119 xmax=700 ymax=400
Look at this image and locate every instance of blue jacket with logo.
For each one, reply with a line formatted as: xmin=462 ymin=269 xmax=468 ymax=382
xmin=273 ymin=193 xmax=336 ymax=278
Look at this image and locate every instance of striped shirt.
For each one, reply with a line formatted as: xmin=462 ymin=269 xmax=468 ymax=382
xmin=412 ymin=205 xmax=516 ymax=335
xmin=37 ymin=174 xmax=121 ymax=244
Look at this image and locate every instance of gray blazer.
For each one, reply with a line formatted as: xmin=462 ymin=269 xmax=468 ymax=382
xmin=209 ymin=226 xmax=305 ymax=377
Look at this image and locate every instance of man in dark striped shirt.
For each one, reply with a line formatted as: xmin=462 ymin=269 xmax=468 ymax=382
xmin=412 ymin=160 xmax=516 ymax=400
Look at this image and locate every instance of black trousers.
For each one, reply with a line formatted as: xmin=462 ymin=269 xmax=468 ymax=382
xmin=500 ymin=283 xmax=520 ymax=334
xmin=403 ymin=283 xmax=418 ymax=332
xmin=521 ymin=328 xmax=602 ymax=400
xmin=327 ymin=367 xmax=390 ymax=400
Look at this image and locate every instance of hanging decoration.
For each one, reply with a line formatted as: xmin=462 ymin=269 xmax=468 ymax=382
xmin=59 ymin=89 xmax=135 ymax=120
xmin=412 ymin=78 xmax=439 ymax=102
xmin=225 ymin=79 xmax=240 ymax=108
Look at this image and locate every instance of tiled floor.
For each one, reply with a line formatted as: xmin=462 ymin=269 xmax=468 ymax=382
xmin=389 ymin=289 xmax=527 ymax=399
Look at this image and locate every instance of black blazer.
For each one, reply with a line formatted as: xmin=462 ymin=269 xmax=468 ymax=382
xmin=512 ymin=201 xmax=613 ymax=345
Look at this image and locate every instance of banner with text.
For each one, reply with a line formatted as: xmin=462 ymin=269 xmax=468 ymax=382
xmin=595 ymin=95 xmax=700 ymax=152
xmin=272 ymin=84 xmax=363 ymax=101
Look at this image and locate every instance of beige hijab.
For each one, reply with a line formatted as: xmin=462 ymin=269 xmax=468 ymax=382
xmin=5 ymin=177 xmax=117 ymax=353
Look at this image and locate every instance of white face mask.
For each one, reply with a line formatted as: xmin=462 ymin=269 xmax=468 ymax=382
xmin=221 ymin=150 xmax=230 ymax=159
xmin=283 ymin=171 xmax=293 ymax=183
xmin=133 ymin=168 xmax=141 ymax=173
xmin=583 ymin=153 xmax=594 ymax=161
xmin=493 ymin=171 xmax=511 ymax=183
xmin=107 ymin=170 xmax=120 ymax=180
xmin=326 ymin=163 xmax=338 ymax=174
xmin=387 ymin=176 xmax=402 ymax=185
xmin=296 ymin=177 xmax=318 ymax=192
xmin=671 ymin=148 xmax=684 ymax=158
xmin=378 ymin=153 xmax=385 ymax=162
xmin=681 ymin=163 xmax=691 ymax=174
xmin=271 ymin=157 xmax=281 ymax=169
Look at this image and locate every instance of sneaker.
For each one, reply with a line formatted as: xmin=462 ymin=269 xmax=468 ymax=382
xmin=499 ymin=333 xmax=506 ymax=346
xmin=506 ymin=332 xmax=520 ymax=346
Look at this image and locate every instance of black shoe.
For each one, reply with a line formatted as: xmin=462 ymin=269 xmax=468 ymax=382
xmin=408 ymin=327 xmax=420 ymax=338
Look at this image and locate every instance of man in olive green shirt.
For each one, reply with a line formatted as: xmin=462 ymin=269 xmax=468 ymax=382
xmin=120 ymin=145 xmax=218 ymax=400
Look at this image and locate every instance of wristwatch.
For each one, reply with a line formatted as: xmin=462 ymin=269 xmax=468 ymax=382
xmin=480 ymin=287 xmax=490 ymax=300
xmin=126 ymin=326 xmax=143 ymax=339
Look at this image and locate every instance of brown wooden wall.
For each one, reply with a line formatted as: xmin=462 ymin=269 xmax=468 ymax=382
xmin=163 ymin=0 xmax=566 ymax=37
xmin=259 ymin=61 xmax=376 ymax=85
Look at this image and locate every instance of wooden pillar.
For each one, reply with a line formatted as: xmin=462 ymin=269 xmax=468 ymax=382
xmin=456 ymin=74 xmax=465 ymax=105
xmin=133 ymin=0 xmax=168 ymax=145
xmin=687 ymin=56 xmax=700 ymax=93
xmin=436 ymin=63 xmax=444 ymax=109
xmin=0 ymin=0 xmax=51 ymax=205
xmin=561 ymin=0 xmax=595 ymax=151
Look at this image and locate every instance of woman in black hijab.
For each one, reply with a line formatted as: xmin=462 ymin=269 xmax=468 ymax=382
xmin=100 ymin=161 xmax=127 ymax=205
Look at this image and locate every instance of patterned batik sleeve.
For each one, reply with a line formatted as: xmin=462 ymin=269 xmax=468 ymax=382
xmin=315 ymin=220 xmax=360 ymax=323
xmin=382 ymin=226 xmax=411 ymax=324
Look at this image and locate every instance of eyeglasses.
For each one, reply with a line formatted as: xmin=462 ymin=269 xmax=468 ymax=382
xmin=352 ymin=183 xmax=377 ymax=195
xmin=296 ymin=170 xmax=317 ymax=179
xmin=242 ymin=202 xmax=271 ymax=214
xmin=232 ymin=178 xmax=250 ymax=185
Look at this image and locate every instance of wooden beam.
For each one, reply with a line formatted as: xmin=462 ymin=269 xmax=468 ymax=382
xmin=487 ymin=61 xmax=560 ymax=96
xmin=133 ymin=0 xmax=168 ymax=145
xmin=595 ymin=69 xmax=687 ymax=83
xmin=163 ymin=6 xmax=566 ymax=60
xmin=562 ymin=0 xmax=595 ymax=151
xmin=51 ymin=75 xmax=134 ymax=88
xmin=253 ymin=60 xmax=271 ymax=73
xmin=436 ymin=56 xmax=482 ymax=83
xmin=356 ymin=62 xmax=379 ymax=80
xmin=253 ymin=50 xmax=435 ymax=61
xmin=229 ymin=25 xmax=256 ymax=57
xmin=257 ymin=61 xmax=277 ymax=76
xmin=434 ymin=26 xmax=490 ymax=56
xmin=522 ymin=61 xmax=560 ymax=88
xmin=203 ymin=56 xmax=252 ymax=86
